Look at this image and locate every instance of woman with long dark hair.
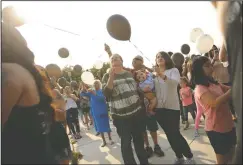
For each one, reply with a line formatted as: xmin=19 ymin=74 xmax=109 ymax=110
xmin=153 ymin=51 xmax=195 ymax=164
xmin=191 ymin=56 xmax=236 ymax=164
xmin=2 ymin=20 xmax=58 ymax=163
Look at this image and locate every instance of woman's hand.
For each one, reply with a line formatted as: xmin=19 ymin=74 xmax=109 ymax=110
xmin=143 ymin=86 xmax=151 ymax=92
xmin=88 ymin=88 xmax=96 ymax=95
xmin=154 ymin=66 xmax=166 ymax=80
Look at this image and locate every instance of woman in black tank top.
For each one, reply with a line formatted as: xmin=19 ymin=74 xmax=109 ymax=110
xmin=1 ymin=14 xmax=67 ymax=164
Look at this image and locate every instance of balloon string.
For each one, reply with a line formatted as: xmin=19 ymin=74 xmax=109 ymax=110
xmin=129 ymin=40 xmax=154 ymax=66
xmin=43 ymin=24 xmax=81 ymax=36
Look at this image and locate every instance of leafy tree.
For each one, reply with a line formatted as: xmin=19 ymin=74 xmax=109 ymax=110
xmin=61 ymin=62 xmax=110 ymax=83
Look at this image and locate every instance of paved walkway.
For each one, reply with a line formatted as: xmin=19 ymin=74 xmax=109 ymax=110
xmin=73 ymin=117 xmax=216 ymax=164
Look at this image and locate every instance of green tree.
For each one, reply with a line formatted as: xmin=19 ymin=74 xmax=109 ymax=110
xmin=90 ymin=62 xmax=110 ymax=80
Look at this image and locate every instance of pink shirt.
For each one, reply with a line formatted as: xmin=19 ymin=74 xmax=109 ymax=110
xmin=180 ymin=87 xmax=193 ymax=106
xmin=195 ymin=101 xmax=204 ymax=130
xmin=194 ymin=83 xmax=234 ymax=133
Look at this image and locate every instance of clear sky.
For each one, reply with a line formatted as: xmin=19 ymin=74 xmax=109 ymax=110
xmin=2 ymin=1 xmax=222 ymax=69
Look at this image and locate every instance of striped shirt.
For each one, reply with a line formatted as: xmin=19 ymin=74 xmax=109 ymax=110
xmin=102 ymin=71 xmax=143 ymax=119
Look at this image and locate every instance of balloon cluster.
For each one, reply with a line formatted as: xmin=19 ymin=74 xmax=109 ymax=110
xmin=190 ymin=28 xmax=214 ymax=54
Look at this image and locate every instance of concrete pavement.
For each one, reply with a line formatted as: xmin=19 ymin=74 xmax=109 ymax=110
xmin=73 ymin=117 xmax=216 ymax=164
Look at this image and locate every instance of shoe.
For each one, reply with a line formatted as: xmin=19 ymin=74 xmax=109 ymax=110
xmin=145 ymin=146 xmax=153 ymax=158
xmin=101 ymin=142 xmax=107 ymax=147
xmin=184 ymin=121 xmax=189 ymax=130
xmin=154 ymin=144 xmax=165 ymax=157
xmin=174 ymin=157 xmax=185 ymax=164
xmin=184 ymin=158 xmax=196 ymax=164
xmin=194 ymin=130 xmax=200 ymax=137
xmin=96 ymin=132 xmax=100 ymax=136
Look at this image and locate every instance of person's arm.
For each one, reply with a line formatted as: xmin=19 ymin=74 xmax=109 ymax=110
xmin=219 ymin=83 xmax=231 ymax=93
xmin=160 ymin=68 xmax=180 ymax=86
xmin=104 ymin=43 xmax=112 ymax=58
xmin=219 ymin=42 xmax=228 ymax=62
xmin=70 ymin=94 xmax=79 ymax=101
xmin=80 ymin=91 xmax=91 ymax=97
xmin=200 ymin=86 xmax=231 ymax=110
xmin=102 ymin=71 xmax=114 ymax=98
xmin=2 ymin=69 xmax=23 ymax=125
xmin=195 ymin=102 xmax=203 ymax=130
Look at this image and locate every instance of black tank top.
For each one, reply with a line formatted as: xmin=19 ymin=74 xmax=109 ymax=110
xmin=2 ymin=93 xmax=58 ymax=164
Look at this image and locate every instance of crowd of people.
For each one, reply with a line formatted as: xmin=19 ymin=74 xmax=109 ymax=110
xmin=2 ymin=1 xmax=242 ymax=165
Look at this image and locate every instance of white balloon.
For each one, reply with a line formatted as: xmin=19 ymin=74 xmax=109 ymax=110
xmin=81 ymin=71 xmax=94 ymax=85
xmin=106 ymin=68 xmax=110 ymax=74
xmin=94 ymin=60 xmax=103 ymax=69
xmin=196 ymin=34 xmax=214 ymax=54
xmin=190 ymin=28 xmax=204 ymax=43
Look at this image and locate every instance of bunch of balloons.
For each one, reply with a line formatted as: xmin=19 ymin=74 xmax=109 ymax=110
xmin=190 ymin=28 xmax=214 ymax=54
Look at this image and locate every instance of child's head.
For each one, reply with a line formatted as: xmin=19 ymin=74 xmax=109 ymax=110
xmin=64 ymin=86 xmax=71 ymax=95
xmin=180 ymin=77 xmax=190 ymax=88
xmin=135 ymin=69 xmax=147 ymax=82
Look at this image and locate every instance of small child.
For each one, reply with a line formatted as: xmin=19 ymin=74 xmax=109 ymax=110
xmin=179 ymin=77 xmax=196 ymax=130
xmin=135 ymin=69 xmax=157 ymax=113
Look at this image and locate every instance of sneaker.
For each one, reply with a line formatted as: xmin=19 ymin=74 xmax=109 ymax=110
xmin=194 ymin=130 xmax=200 ymax=137
xmin=184 ymin=121 xmax=189 ymax=130
xmin=184 ymin=158 xmax=196 ymax=164
xmin=174 ymin=157 xmax=185 ymax=164
xmin=145 ymin=146 xmax=153 ymax=158
xmin=154 ymin=144 xmax=165 ymax=157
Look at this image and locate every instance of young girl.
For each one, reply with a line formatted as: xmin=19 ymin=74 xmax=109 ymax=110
xmin=63 ymin=86 xmax=82 ymax=140
xmin=179 ymin=77 xmax=196 ymax=130
xmin=192 ymin=56 xmax=236 ymax=164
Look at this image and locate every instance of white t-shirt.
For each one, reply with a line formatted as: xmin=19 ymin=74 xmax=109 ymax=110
xmin=65 ymin=97 xmax=78 ymax=110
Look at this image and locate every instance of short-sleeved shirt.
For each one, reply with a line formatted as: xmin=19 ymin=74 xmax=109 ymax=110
xmin=80 ymin=96 xmax=90 ymax=109
xmin=194 ymin=83 xmax=234 ymax=133
xmin=180 ymin=87 xmax=193 ymax=106
xmin=139 ymin=72 xmax=154 ymax=91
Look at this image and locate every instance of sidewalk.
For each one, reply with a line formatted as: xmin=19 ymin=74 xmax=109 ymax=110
xmin=74 ymin=118 xmax=216 ymax=164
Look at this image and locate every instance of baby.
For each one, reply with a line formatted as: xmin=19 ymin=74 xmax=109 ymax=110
xmin=135 ymin=69 xmax=157 ymax=113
